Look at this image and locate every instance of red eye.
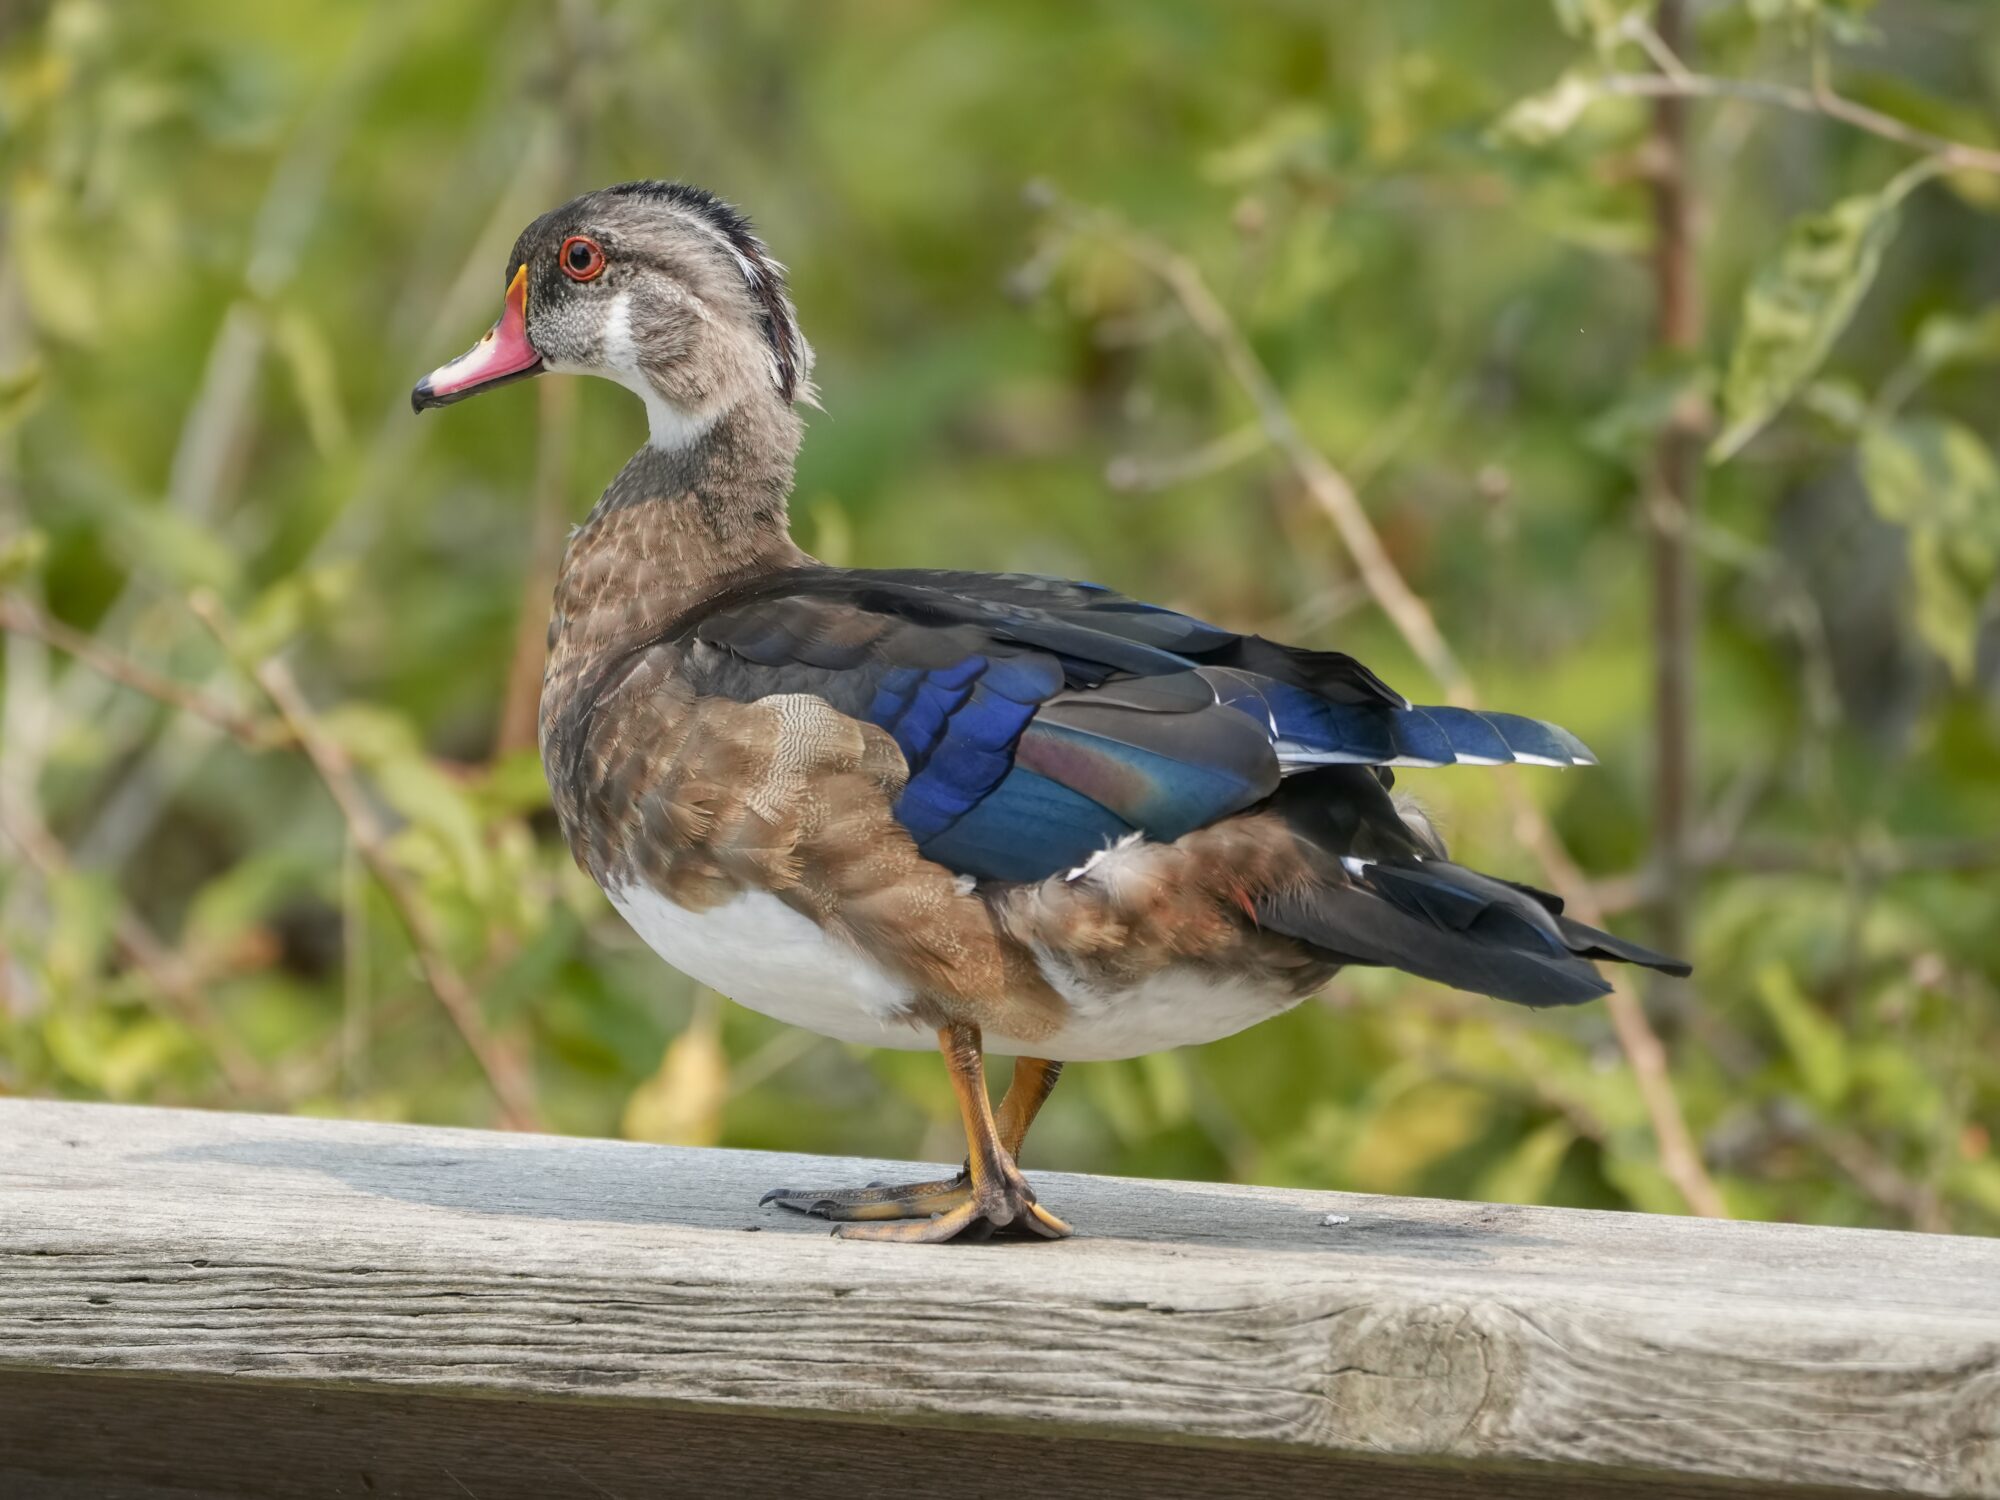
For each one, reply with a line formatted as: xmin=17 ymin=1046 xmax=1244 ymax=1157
xmin=559 ymin=235 xmax=605 ymax=282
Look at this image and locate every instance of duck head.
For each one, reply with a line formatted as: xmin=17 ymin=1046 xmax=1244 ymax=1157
xmin=411 ymin=181 xmax=813 ymax=448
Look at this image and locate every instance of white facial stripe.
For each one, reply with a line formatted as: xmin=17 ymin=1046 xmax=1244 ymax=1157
xmin=598 ymin=289 xmax=718 ymax=453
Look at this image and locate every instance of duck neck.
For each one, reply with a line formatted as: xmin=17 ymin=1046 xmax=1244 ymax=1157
xmin=542 ymin=393 xmax=807 ymax=714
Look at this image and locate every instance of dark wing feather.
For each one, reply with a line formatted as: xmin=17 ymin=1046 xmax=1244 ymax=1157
xmin=1257 ymin=768 xmax=1690 ymax=1008
xmin=667 ymin=568 xmax=1595 ymax=883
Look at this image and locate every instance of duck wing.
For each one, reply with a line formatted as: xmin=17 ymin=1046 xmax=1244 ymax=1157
xmin=641 ymin=567 xmax=1593 ymax=885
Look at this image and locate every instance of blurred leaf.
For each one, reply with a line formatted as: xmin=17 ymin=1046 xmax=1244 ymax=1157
xmin=0 ymin=361 xmax=45 ymax=433
xmin=1489 ymin=68 xmax=1600 ymax=148
xmin=270 ymin=306 xmax=351 ymax=459
xmin=41 ymin=1009 xmax=108 ymax=1091
xmin=623 ymin=992 xmax=728 ymax=1146
xmin=1599 ymin=1145 xmax=1690 ymax=1216
xmin=1756 ymin=963 xmax=1850 ymax=1108
xmin=95 ymin=1015 xmax=194 ymax=1097
xmin=10 ymin=174 xmax=100 ymax=343
xmin=1948 ymin=1158 xmax=2000 ymax=1217
xmin=1842 ymin=76 xmax=2000 ymax=211
xmin=1250 ymin=204 xmax=1361 ymax=320
xmin=1798 ymin=376 xmax=1870 ymax=436
xmin=1858 ymin=416 xmax=2000 ymax=680
xmin=225 ymin=972 xmax=335 ymax=1062
xmin=319 ymin=703 xmax=493 ymax=901
xmin=1137 ymin=1048 xmax=1192 ymax=1129
xmin=1084 ymin=1058 xmax=1155 ymax=1146
xmin=1907 ymin=305 xmax=2000 ymax=381
xmin=1850 ymin=1038 xmax=1943 ymax=1137
xmin=1550 ymin=0 xmax=1647 ymax=49
xmin=1742 ymin=0 xmax=1877 ymax=25
xmin=0 ymin=528 xmax=50 ymax=585
xmin=1347 ymin=1075 xmax=1491 ymax=1193
xmin=1905 ymin=536 xmax=1992 ymax=683
xmin=234 ymin=562 xmax=360 ymax=659
xmin=66 ymin=487 xmax=238 ymax=591
xmin=182 ymin=851 xmax=320 ymax=963
xmin=1476 ymin=1118 xmax=1577 ymax=1204
xmin=478 ymin=749 xmax=554 ymax=817
xmin=1712 ymin=163 xmax=1937 ymax=463
xmin=1584 ymin=366 xmax=1713 ymax=465
xmin=42 ymin=870 xmax=118 ymax=999
xmin=1203 ymin=104 xmax=1333 ymax=185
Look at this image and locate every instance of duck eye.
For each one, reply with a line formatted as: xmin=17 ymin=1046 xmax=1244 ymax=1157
xmin=559 ymin=235 xmax=605 ymax=282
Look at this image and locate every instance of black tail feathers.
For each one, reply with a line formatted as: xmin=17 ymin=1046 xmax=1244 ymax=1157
xmin=1259 ymin=855 xmax=1689 ymax=1009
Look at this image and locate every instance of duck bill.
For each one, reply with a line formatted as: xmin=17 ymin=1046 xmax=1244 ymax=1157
xmin=411 ymin=265 xmax=543 ymax=412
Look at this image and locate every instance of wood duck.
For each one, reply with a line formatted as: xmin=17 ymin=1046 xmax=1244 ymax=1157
xmin=413 ymin=182 xmax=1688 ymax=1242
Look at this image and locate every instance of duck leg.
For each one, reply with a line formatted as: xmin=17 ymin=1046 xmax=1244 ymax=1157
xmin=760 ymin=1030 xmax=1070 ymax=1241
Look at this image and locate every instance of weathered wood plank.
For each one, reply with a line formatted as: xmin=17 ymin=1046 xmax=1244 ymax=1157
xmin=1 ymin=1099 xmax=1996 ymax=1497
xmin=0 ymin=1368 xmax=1874 ymax=1500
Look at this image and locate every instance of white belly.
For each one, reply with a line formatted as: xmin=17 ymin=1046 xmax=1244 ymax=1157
xmin=1020 ymin=963 xmax=1306 ymax=1061
xmin=607 ymin=884 xmax=934 ymax=1049
xmin=607 ymin=884 xmax=1308 ymax=1061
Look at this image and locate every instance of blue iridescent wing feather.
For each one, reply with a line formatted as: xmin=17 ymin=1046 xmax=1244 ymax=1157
xmin=672 ymin=568 xmax=1594 ymax=882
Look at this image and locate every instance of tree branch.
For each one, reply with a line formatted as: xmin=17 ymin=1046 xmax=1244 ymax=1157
xmin=1598 ymin=71 xmax=2000 ymax=177
xmin=495 ymin=2 xmax=594 ymax=760
xmin=0 ymin=597 xmax=286 ymax=750
xmin=495 ymin=378 xmax=576 ymax=755
xmin=0 ymin=795 xmax=276 ymax=1103
xmin=1051 ymin=199 xmax=1730 ymax=1219
xmin=1644 ymin=0 xmax=1703 ymax=1004
xmin=1594 ymin=834 xmax=2000 ymax=914
xmin=190 ymin=593 xmax=541 ymax=1131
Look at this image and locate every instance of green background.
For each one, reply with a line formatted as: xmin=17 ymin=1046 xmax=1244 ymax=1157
xmin=2 ymin=0 xmax=1996 ymax=1232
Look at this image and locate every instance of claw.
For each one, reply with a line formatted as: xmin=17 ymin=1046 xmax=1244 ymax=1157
xmin=759 ymin=1162 xmax=1070 ymax=1242
xmin=832 ymin=1178 xmax=1069 ymax=1242
xmin=761 ymin=1172 xmax=970 ymax=1224
xmin=757 ymin=1036 xmax=1076 ymax=1243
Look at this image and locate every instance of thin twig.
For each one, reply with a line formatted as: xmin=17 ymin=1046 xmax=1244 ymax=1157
xmin=1597 ymin=834 xmax=2000 ymax=912
xmin=68 ymin=59 xmax=564 ymax=873
xmin=496 ymin=3 xmax=594 ymax=758
xmin=1106 ymin=422 xmax=1268 ymax=495
xmin=496 ymin=378 xmax=576 ymax=754
xmin=1643 ymin=0 xmax=1703 ymax=1004
xmin=0 ymin=795 xmax=275 ymax=1102
xmin=1598 ymin=72 xmax=2000 ymax=177
xmin=1058 ymin=200 xmax=1730 ymax=1219
xmin=191 ymin=593 xmax=541 ymax=1130
xmin=0 ymin=596 xmax=286 ymax=749
xmin=1769 ymin=1104 xmax=1948 ymax=1233
xmin=1620 ymin=12 xmax=1696 ymax=88
xmin=1115 ymin=229 xmax=1470 ymax=688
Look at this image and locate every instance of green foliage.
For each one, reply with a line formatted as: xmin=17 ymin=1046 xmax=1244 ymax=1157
xmin=1858 ymin=417 xmax=2000 ymax=681
xmin=1712 ymin=162 xmax=1936 ymax=463
xmin=1490 ymin=69 xmax=1605 ymax=149
xmin=1 ymin=0 xmax=1997 ymax=1238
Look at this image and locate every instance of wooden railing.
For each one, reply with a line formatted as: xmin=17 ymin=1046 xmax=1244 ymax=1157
xmin=2 ymin=1098 xmax=1995 ymax=1498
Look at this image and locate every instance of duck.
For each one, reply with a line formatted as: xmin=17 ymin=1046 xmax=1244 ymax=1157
xmin=412 ymin=181 xmax=1688 ymax=1242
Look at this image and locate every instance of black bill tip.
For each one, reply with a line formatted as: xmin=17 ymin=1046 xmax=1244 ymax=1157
xmin=408 ymin=358 xmax=545 ymax=416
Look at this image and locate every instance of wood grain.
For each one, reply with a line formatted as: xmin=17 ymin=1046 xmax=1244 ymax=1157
xmin=0 ymin=1368 xmax=1873 ymax=1500
xmin=1 ymin=1099 xmax=1995 ymax=1497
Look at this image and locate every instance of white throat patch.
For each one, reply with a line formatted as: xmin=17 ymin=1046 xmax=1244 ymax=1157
xmin=599 ymin=290 xmax=718 ymax=452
